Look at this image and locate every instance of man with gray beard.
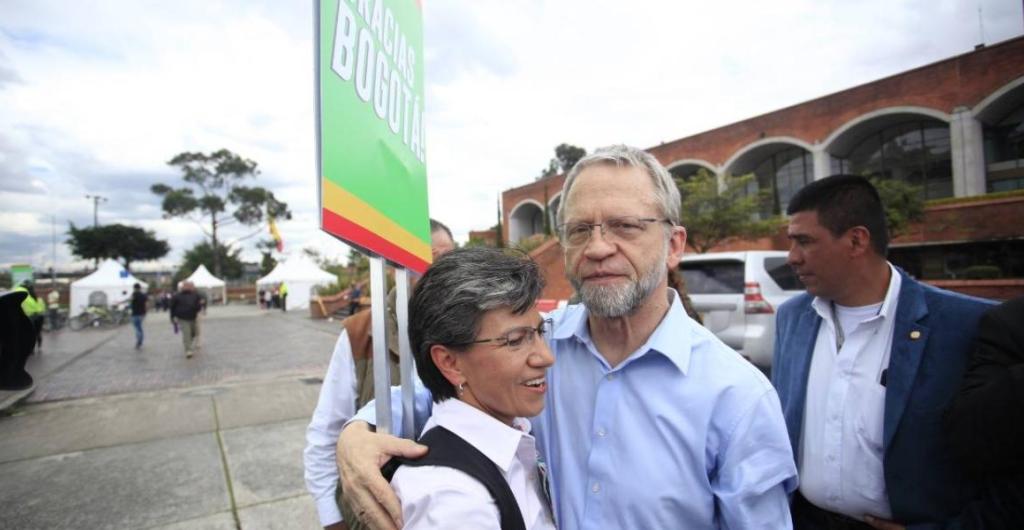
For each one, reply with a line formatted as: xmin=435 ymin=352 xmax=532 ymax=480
xmin=337 ymin=145 xmax=797 ymax=529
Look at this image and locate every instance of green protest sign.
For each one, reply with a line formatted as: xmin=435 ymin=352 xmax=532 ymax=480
xmin=316 ymin=0 xmax=431 ymax=273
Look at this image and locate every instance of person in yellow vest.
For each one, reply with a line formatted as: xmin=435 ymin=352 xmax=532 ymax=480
xmin=279 ymin=282 xmax=289 ymax=312
xmin=14 ymin=282 xmax=46 ymax=353
xmin=46 ymin=287 xmax=60 ymax=330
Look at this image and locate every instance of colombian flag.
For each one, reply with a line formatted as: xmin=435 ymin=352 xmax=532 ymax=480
xmin=269 ymin=215 xmax=283 ymax=252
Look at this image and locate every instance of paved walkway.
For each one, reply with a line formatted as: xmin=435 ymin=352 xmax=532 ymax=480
xmin=0 ymin=305 xmax=341 ymax=529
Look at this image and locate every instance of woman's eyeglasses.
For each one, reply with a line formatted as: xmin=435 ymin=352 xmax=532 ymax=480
xmin=468 ymin=318 xmax=553 ymax=351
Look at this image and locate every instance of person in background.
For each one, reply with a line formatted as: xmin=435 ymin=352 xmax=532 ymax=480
xmin=258 ymin=288 xmax=266 ymax=310
xmin=667 ymin=266 xmax=702 ymax=325
xmin=46 ymin=287 xmax=60 ymax=329
xmin=14 ymin=281 xmax=45 ymax=354
xmin=0 ymin=290 xmax=35 ymax=390
xmin=772 ymin=175 xmax=993 ymax=529
xmin=347 ymin=282 xmax=363 ymax=317
xmin=944 ymin=296 xmax=1024 ymax=527
xmin=130 ymin=283 xmax=148 ymax=350
xmin=279 ymin=282 xmax=289 ymax=312
xmin=170 ymin=281 xmax=206 ymax=359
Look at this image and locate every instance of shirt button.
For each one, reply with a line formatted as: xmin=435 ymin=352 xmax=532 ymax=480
xmin=606 ymin=374 xmax=615 ymax=381
xmin=592 ymin=482 xmax=601 ymax=493
xmin=827 ymin=454 xmax=836 ymax=462
xmin=596 ymin=428 xmax=606 ymax=437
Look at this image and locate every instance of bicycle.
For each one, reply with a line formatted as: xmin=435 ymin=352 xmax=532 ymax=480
xmin=69 ymin=305 xmax=129 ymax=331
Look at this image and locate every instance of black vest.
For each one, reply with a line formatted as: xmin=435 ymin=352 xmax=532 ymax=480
xmin=383 ymin=426 xmax=527 ymax=530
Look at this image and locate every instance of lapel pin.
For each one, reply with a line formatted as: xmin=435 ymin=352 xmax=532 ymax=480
xmin=910 ymin=330 xmax=921 ymax=340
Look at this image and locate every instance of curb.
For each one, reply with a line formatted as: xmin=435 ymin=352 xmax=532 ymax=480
xmin=0 ymin=330 xmax=120 ymax=414
xmin=0 ymin=383 xmax=36 ymax=415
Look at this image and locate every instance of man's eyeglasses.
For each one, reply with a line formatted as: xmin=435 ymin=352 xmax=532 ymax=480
xmin=558 ymin=216 xmax=673 ymax=247
xmin=468 ymin=318 xmax=553 ymax=351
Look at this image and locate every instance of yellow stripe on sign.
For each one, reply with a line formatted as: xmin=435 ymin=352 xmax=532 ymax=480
xmin=322 ymin=179 xmax=432 ymax=262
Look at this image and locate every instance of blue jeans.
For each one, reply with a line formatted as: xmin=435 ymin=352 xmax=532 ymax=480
xmin=132 ymin=315 xmax=144 ymax=347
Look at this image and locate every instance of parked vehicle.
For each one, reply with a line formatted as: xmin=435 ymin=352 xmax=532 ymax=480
xmin=679 ymin=251 xmax=804 ymax=370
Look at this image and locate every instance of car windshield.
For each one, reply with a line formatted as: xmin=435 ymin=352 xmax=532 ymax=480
xmin=680 ymin=260 xmax=744 ymax=294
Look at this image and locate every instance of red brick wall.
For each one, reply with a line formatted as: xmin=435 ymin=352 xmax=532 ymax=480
xmin=892 ymin=196 xmax=1024 ymax=245
xmin=926 ymin=279 xmax=1024 ymax=301
xmin=468 ymin=229 xmax=498 ymax=246
xmin=530 ymin=238 xmax=573 ymax=300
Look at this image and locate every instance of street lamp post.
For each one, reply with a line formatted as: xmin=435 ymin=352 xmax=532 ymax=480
xmin=85 ymin=194 xmax=108 ymax=228
xmin=85 ymin=194 xmax=108 ymax=267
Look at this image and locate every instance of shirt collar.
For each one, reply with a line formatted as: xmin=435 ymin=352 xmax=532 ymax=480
xmin=550 ymin=289 xmax=693 ymax=375
xmin=811 ymin=262 xmax=902 ymax=321
xmin=430 ymin=398 xmax=533 ymax=473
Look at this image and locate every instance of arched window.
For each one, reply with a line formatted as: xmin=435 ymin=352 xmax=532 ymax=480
xmin=509 ymin=202 xmax=544 ymax=242
xmin=750 ymin=147 xmax=813 ymax=216
xmin=669 ymin=164 xmax=712 ymax=183
xmin=832 ymin=120 xmax=952 ymax=200
xmin=982 ymin=102 xmax=1024 ymax=192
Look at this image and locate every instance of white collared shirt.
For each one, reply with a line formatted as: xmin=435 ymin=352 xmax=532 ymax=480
xmin=391 ymin=399 xmax=556 ymax=530
xmin=303 ymin=330 xmax=358 ymax=525
xmin=799 ymin=262 xmax=902 ymax=519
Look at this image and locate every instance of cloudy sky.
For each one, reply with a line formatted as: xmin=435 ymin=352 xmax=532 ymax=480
xmin=1 ymin=0 xmax=1022 ymax=272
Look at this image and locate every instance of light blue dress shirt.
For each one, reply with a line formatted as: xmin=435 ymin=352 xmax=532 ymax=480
xmin=354 ymin=291 xmax=797 ymax=529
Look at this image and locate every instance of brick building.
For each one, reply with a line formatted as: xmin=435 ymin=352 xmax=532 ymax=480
xmin=499 ymin=37 xmax=1024 ymax=300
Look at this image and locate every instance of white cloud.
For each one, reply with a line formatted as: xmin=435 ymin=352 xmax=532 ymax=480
xmin=0 ymin=0 xmax=1022 ymax=270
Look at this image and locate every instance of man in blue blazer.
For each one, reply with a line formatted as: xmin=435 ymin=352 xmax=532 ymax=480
xmin=771 ymin=175 xmax=993 ymax=529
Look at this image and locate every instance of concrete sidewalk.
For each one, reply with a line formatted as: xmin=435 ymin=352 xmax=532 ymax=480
xmin=0 ymin=376 xmax=325 ymax=529
xmin=0 ymin=304 xmax=342 ymax=529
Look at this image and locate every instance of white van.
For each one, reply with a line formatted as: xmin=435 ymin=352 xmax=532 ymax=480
xmin=679 ymin=251 xmax=804 ymax=370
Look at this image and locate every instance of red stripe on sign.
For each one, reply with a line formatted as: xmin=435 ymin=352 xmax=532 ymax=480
xmin=323 ymin=209 xmax=430 ymax=274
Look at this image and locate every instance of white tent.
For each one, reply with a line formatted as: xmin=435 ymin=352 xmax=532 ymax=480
xmin=256 ymin=254 xmax=337 ymax=311
xmin=185 ymin=264 xmax=227 ymax=305
xmin=70 ymin=259 xmax=148 ymax=316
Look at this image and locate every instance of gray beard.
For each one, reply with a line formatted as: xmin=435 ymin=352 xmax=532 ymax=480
xmin=571 ymin=258 xmax=665 ymax=318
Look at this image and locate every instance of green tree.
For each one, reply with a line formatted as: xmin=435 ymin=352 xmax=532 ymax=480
xmin=255 ymin=239 xmax=278 ymax=276
xmin=346 ymin=247 xmax=370 ymax=276
xmin=542 ymin=184 xmax=553 ymax=236
xmin=538 ymin=159 xmax=559 ymax=179
xmin=678 ymin=169 xmax=783 ymax=253
xmin=871 ymin=177 xmax=925 ymax=238
xmin=67 ymin=223 xmax=170 ymax=271
xmin=175 ymin=241 xmax=244 ymax=284
xmin=537 ymin=143 xmax=587 ymax=179
xmin=554 ymin=143 xmax=587 ymax=173
xmin=151 ymin=149 xmax=292 ymax=278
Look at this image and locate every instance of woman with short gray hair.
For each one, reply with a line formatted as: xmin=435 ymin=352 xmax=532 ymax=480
xmin=386 ymin=247 xmax=557 ymax=529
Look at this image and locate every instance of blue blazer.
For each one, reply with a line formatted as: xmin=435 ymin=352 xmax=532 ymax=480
xmin=771 ymin=268 xmax=994 ymax=527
